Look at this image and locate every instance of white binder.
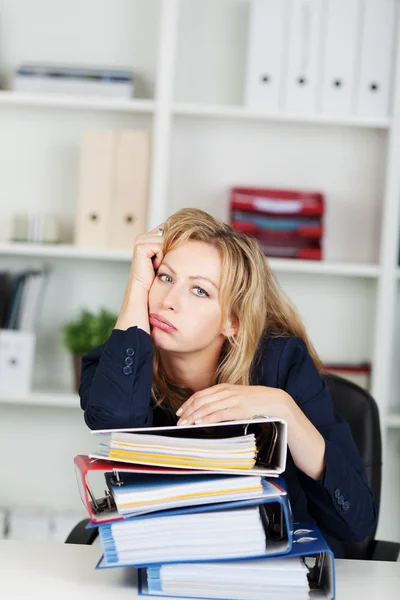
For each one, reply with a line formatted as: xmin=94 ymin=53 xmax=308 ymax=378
xmin=244 ymin=0 xmax=290 ymax=111
xmin=355 ymin=0 xmax=397 ymax=119
xmin=283 ymin=0 xmax=324 ymax=114
xmin=320 ymin=0 xmax=361 ymax=116
xmin=108 ymin=131 xmax=151 ymax=251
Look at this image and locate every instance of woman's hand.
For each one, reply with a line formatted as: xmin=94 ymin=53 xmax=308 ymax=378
xmin=115 ymin=225 xmax=164 ymax=332
xmin=176 ymin=383 xmax=326 ymax=481
xmin=130 ymin=225 xmax=165 ymax=292
xmin=176 ymin=384 xmax=291 ymax=426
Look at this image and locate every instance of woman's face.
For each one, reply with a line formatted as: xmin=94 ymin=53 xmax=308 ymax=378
xmin=148 ymin=240 xmax=233 ymax=354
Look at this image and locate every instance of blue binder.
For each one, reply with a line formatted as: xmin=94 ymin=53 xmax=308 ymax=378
xmin=137 ymin=521 xmax=335 ymax=600
xmin=95 ymin=478 xmax=294 ymax=569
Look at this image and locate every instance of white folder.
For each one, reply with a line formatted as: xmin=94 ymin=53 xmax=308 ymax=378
xmin=283 ymin=0 xmax=324 ymax=114
xmin=244 ymin=0 xmax=290 ymax=111
xmin=108 ymin=131 xmax=151 ymax=251
xmin=355 ymin=0 xmax=397 ymax=119
xmin=320 ymin=0 xmax=361 ymax=116
xmin=75 ymin=131 xmax=114 ymax=248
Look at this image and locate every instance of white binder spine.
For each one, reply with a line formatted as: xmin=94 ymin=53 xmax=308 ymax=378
xmin=283 ymin=0 xmax=324 ymax=114
xmin=355 ymin=0 xmax=397 ymax=118
xmin=244 ymin=0 xmax=290 ymax=111
xmin=320 ymin=0 xmax=361 ymax=116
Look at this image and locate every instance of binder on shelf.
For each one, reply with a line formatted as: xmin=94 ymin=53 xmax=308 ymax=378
xmin=89 ymin=418 xmax=288 ymax=477
xmin=108 ymin=130 xmax=150 ymax=251
xmin=137 ymin=521 xmax=335 ymax=600
xmin=95 ymin=480 xmax=293 ymax=568
xmin=230 ymin=188 xmax=324 ymax=217
xmin=244 ymin=0 xmax=290 ymax=111
xmin=355 ymin=0 xmax=397 ymax=119
xmin=283 ymin=0 xmax=324 ymax=114
xmin=0 ymin=329 xmax=36 ymax=396
xmin=75 ymin=130 xmax=114 ymax=248
xmin=75 ymin=130 xmax=151 ymax=250
xmin=320 ymin=0 xmax=361 ymax=116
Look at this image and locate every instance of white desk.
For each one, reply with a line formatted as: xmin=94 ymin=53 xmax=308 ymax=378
xmin=0 ymin=540 xmax=399 ymax=599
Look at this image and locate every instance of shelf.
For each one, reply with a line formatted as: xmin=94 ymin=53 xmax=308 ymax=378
xmin=386 ymin=414 xmax=400 ymax=429
xmin=0 ymin=90 xmax=155 ymax=113
xmin=0 ymin=242 xmax=380 ymax=278
xmin=0 ymin=389 xmax=79 ymax=408
xmin=0 ymin=242 xmax=132 ymax=262
xmin=268 ymin=259 xmax=379 ymax=278
xmin=173 ymin=102 xmax=390 ymax=129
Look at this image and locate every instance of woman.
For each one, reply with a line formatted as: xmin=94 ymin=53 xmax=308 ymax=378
xmin=80 ymin=208 xmax=377 ymax=557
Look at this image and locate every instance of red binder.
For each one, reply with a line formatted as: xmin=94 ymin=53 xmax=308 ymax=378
xmin=74 ymin=454 xmax=205 ymax=524
xmin=231 ymin=187 xmax=324 ymax=217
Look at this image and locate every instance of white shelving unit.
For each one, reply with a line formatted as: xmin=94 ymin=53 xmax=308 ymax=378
xmin=0 ymin=90 xmax=155 ymax=113
xmin=0 ymin=0 xmax=399 ymax=540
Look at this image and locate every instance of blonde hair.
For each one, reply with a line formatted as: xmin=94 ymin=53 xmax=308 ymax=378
xmin=152 ymin=208 xmax=322 ymax=413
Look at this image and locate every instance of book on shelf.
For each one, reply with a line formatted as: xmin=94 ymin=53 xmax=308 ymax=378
xmin=13 ymin=63 xmax=134 ymax=99
xmin=0 ymin=268 xmax=50 ymax=331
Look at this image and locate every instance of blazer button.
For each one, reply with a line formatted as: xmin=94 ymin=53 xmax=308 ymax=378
xmin=342 ymin=501 xmax=351 ymax=511
xmin=123 ymin=365 xmax=133 ymax=375
xmin=126 ymin=348 xmax=135 ymax=357
xmin=337 ymin=495 xmax=345 ymax=506
xmin=124 ymin=356 xmax=134 ymax=366
xmin=334 ymin=488 xmax=341 ymax=499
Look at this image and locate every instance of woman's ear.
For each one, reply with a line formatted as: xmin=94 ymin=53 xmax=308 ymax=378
xmin=222 ymin=315 xmax=238 ymax=338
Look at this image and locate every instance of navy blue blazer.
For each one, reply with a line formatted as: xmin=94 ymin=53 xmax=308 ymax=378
xmin=80 ymin=326 xmax=378 ymax=557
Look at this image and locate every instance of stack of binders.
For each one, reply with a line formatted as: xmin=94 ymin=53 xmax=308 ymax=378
xmin=74 ymin=418 xmax=335 ymax=599
xmin=230 ymin=187 xmax=324 ymax=260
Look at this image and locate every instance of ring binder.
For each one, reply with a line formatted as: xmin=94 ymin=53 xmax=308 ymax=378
xmin=137 ymin=521 xmax=335 ymax=600
xmin=90 ymin=418 xmax=287 ymax=476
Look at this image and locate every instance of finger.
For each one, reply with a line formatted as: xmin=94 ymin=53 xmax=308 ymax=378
xmin=153 ymin=250 xmax=164 ymax=271
xmin=177 ymin=397 xmax=236 ymax=425
xmin=195 ymin=406 xmax=244 ymax=425
xmin=176 ymin=384 xmax=228 ymax=417
xmin=177 ymin=389 xmax=232 ymax=420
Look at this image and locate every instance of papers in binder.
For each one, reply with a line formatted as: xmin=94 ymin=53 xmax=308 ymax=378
xmin=95 ymin=479 xmax=292 ymax=567
xmin=90 ymin=418 xmax=288 ymax=477
xmin=95 ymin=432 xmax=257 ymax=470
xmin=105 ymin=472 xmax=266 ymax=516
xmin=74 ymin=455 xmax=287 ymax=523
xmin=99 ymin=506 xmax=268 ymax=566
xmin=138 ymin=521 xmax=335 ymax=600
xmin=143 ymin=557 xmax=309 ymax=600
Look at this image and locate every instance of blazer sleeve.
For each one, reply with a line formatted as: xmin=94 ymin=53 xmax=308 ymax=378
xmin=79 ymin=326 xmax=154 ymax=430
xmin=278 ymin=337 xmax=378 ymax=543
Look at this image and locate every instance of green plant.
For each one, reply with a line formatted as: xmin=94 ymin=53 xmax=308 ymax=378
xmin=61 ymin=308 xmax=117 ymax=354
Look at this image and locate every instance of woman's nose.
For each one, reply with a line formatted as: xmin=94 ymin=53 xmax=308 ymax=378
xmin=160 ymin=285 xmax=180 ymax=311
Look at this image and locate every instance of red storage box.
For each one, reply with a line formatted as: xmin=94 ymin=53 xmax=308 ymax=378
xmin=231 ymin=187 xmax=324 ymax=217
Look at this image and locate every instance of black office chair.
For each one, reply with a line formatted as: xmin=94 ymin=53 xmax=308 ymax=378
xmin=66 ymin=374 xmax=400 ymax=560
xmin=323 ymin=373 xmax=399 ymax=561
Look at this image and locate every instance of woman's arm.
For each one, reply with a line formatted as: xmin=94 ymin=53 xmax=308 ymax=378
xmin=175 ymin=337 xmax=378 ymax=543
xmin=80 ymin=227 xmax=165 ymax=430
xmin=279 ymin=337 xmax=378 ymax=543
xmin=79 ymin=325 xmax=153 ymax=430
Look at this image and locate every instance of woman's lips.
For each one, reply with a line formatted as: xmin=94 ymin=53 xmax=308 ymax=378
xmin=149 ymin=314 xmax=177 ymax=333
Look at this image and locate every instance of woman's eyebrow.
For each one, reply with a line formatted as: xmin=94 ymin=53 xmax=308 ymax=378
xmin=162 ymin=261 xmax=218 ymax=290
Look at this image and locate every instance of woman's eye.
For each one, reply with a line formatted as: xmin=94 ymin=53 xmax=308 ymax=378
xmin=159 ymin=273 xmax=173 ymax=283
xmin=194 ymin=286 xmax=209 ymax=298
